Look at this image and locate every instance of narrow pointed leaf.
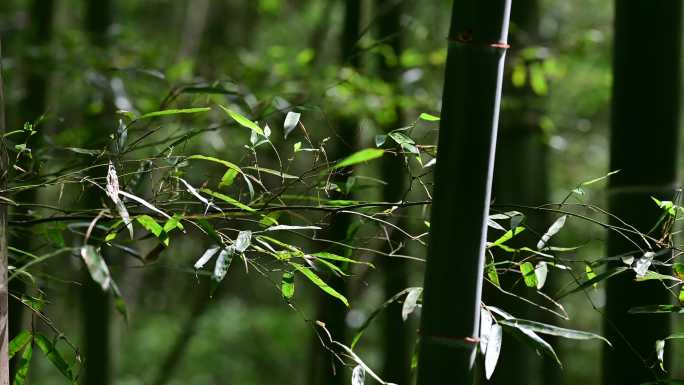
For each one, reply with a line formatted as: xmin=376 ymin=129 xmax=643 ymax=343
xmin=12 ymin=341 xmax=32 ymax=385
xmin=484 ymin=324 xmax=502 ymax=379
xmin=8 ymin=331 xmax=31 ymax=359
xmin=281 ymin=272 xmax=295 ymax=299
xmin=290 ymin=262 xmax=349 ymax=306
xmin=219 ymin=105 xmax=264 ymax=135
xmin=34 ymin=334 xmax=74 ymax=381
xmin=137 ymin=107 xmax=210 ymax=120
xmin=537 ymin=215 xmax=567 ymax=249
xmin=80 ymin=245 xmax=112 ymax=290
xmin=334 ymin=148 xmax=384 ymax=169
xmin=401 ymin=287 xmax=423 ymax=321
xmin=498 ymin=318 xmax=611 ymax=346
xmin=283 ymin=111 xmax=301 ymax=139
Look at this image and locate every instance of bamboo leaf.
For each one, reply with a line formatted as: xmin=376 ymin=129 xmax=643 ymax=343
xmin=537 ymin=215 xmax=567 ymax=249
xmin=213 ymin=247 xmax=235 ymax=283
xmin=556 ymin=267 xmax=629 ymax=299
xmin=488 ymin=227 xmax=525 ymax=248
xmin=267 ymin=225 xmax=322 ymax=231
xmin=535 ymin=262 xmax=548 ymax=289
xmin=137 ymin=107 xmax=210 ymax=120
xmin=234 ymin=230 xmax=252 ymax=253
xmin=418 ymin=112 xmax=440 ymax=122
xmin=281 ymin=272 xmax=295 ymax=299
xmin=498 ymin=318 xmax=611 ymax=346
xmin=401 ymin=287 xmax=423 ymax=321
xmin=136 ymin=215 xmax=163 ymax=237
xmin=334 ymin=148 xmax=384 ymax=169
xmin=179 ymin=178 xmax=221 ymax=212
xmin=352 ymin=365 xmax=366 ymax=385
xmin=628 ymin=305 xmax=684 ymax=314
xmin=311 ymin=252 xmax=374 ymax=267
xmin=34 ymin=334 xmax=74 ymax=381
xmin=80 ymin=245 xmax=112 ymax=291
xmin=219 ymin=105 xmax=264 ymax=136
xmin=106 ymin=161 xmax=133 ymax=238
xmin=219 ymin=169 xmax=239 ymax=188
xmin=283 ymin=111 xmax=301 ymax=139
xmin=194 ymin=246 xmax=221 ymax=270
xmin=119 ymin=191 xmax=172 ymax=219
xmin=8 ymin=331 xmax=32 ymax=360
xmin=12 ymin=340 xmax=32 ymax=385
xmin=520 ymin=262 xmax=537 ymax=288
xmin=200 ymin=188 xmax=256 ymax=212
xmin=484 ymin=324 xmax=502 ymax=379
xmin=290 ymin=262 xmax=349 ymax=306
xmin=187 ymin=154 xmax=243 ymax=173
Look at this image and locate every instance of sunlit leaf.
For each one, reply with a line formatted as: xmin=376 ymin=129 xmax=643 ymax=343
xmin=8 ymin=331 xmax=32 ymax=359
xmin=80 ymin=245 xmax=112 ymax=291
xmin=283 ymin=111 xmax=301 ymax=139
xmin=634 ymin=251 xmax=655 ymax=277
xmin=480 ymin=308 xmax=493 ymax=355
xmin=194 ymin=246 xmax=221 ymax=270
xmin=418 ymin=112 xmax=440 ymax=122
xmin=106 ymin=161 xmax=133 ymax=238
xmin=535 ymin=261 xmax=548 ymax=290
xmin=352 ymin=365 xmax=366 ymax=385
xmin=674 ymin=263 xmax=684 ymax=280
xmin=281 ymin=272 xmax=295 ymax=299
xmin=537 ymin=215 xmax=567 ymax=249
xmin=267 ymin=224 xmax=321 ymax=231
xmin=137 ymin=107 xmax=210 ymax=120
xmin=334 ymin=148 xmax=384 ymax=169
xmin=498 ymin=318 xmax=611 ymax=346
xmin=187 ymin=154 xmax=243 ymax=173
xmin=219 ymin=105 xmax=264 ymax=136
xmin=484 ymin=324 xmax=502 ymax=379
xmin=136 ymin=215 xmax=162 ymax=237
xmin=401 ymin=287 xmax=422 ymax=321
xmin=200 ymin=188 xmax=256 ymax=212
xmin=213 ymin=247 xmax=235 ymax=283
xmin=520 ymin=262 xmax=537 ymax=288
xmin=219 ymin=169 xmax=239 ymax=189
xmin=488 ymin=227 xmax=526 ymax=248
xmin=311 ymin=252 xmax=374 ymax=267
xmin=235 ymin=230 xmax=252 ymax=253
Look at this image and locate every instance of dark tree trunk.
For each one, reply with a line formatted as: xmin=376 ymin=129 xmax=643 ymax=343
xmin=375 ymin=1 xmax=411 ymax=384
xmin=9 ymin=0 xmax=55 ymax=379
xmin=82 ymin=1 xmax=113 ymax=384
xmin=309 ymin=2 xmax=362 ymax=385
xmin=416 ymin=2 xmax=512 ymax=385
xmin=0 ymin=38 xmax=10 ymax=385
xmin=602 ymin=2 xmax=682 ymax=385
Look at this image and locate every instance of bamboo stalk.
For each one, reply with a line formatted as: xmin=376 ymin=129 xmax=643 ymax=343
xmin=417 ymin=2 xmax=512 ymax=385
xmin=602 ymin=1 xmax=682 ymax=384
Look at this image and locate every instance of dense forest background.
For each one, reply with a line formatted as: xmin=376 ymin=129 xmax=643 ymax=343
xmin=1 ymin=0 xmax=683 ymax=384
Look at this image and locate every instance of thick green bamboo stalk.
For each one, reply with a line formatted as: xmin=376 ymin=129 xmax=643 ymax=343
xmin=417 ymin=2 xmax=511 ymax=385
xmin=0 ymin=38 xmax=9 ymax=385
xmin=602 ymin=1 xmax=682 ymax=384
